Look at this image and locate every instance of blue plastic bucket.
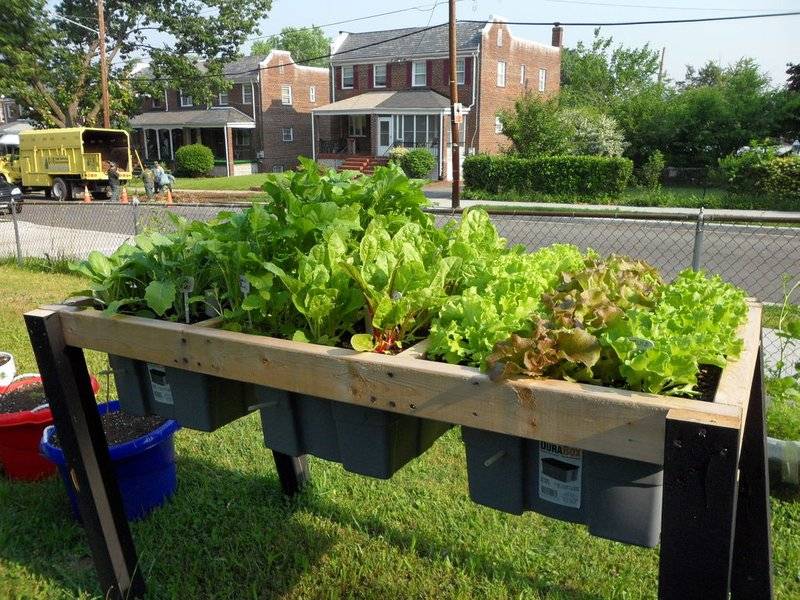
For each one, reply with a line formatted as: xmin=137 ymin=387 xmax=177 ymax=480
xmin=40 ymin=400 xmax=180 ymax=521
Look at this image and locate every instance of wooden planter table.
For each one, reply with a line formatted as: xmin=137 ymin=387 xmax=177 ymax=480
xmin=24 ymin=299 xmax=773 ymax=599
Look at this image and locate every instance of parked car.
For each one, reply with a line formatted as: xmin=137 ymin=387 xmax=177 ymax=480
xmin=0 ymin=180 xmax=23 ymax=214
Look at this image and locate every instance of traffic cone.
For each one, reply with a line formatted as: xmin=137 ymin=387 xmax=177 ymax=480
xmin=83 ymin=185 xmax=92 ymax=203
xmin=120 ymin=186 xmax=129 ymax=204
xmin=165 ymin=187 xmax=173 ymax=205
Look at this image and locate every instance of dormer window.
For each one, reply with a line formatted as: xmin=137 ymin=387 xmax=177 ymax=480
xmin=373 ymin=64 xmax=387 ymax=88
xmin=412 ymin=61 xmax=426 ymax=87
xmin=179 ymin=90 xmax=192 ymax=107
xmin=342 ymin=65 xmax=354 ymax=89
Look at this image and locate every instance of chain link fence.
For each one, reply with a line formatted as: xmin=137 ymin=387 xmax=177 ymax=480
xmin=3 ymin=199 xmax=799 ymax=368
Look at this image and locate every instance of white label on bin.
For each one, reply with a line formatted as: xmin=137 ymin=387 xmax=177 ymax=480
xmin=538 ymin=442 xmax=582 ymax=508
xmin=147 ymin=363 xmax=174 ymax=405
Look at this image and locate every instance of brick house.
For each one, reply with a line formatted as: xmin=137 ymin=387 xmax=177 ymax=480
xmin=313 ymin=17 xmax=562 ymax=179
xmin=129 ymin=50 xmax=329 ymax=175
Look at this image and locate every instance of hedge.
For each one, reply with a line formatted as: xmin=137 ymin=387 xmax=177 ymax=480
xmin=463 ymin=154 xmax=633 ymax=197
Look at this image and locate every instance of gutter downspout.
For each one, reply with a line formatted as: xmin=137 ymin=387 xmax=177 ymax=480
xmin=164 ymin=88 xmax=169 ymax=111
xmin=250 ymin=80 xmax=256 ymax=119
xmin=468 ymin=50 xmax=480 ymax=151
xmin=311 ymin=112 xmax=316 ymax=160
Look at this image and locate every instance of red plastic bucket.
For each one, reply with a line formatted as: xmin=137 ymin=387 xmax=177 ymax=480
xmin=0 ymin=374 xmax=100 ymax=481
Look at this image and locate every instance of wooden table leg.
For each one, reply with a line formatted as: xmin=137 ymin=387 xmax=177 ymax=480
xmin=25 ymin=309 xmax=145 ymax=600
xmin=731 ymin=349 xmax=774 ymax=599
xmin=272 ymin=451 xmax=309 ymax=496
xmin=658 ymin=411 xmax=740 ymax=599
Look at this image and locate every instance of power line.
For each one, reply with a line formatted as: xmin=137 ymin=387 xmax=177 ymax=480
xmin=540 ymin=0 xmax=785 ymax=13
xmin=113 ymin=23 xmax=445 ymax=82
xmin=461 ymin=10 xmax=800 ymax=27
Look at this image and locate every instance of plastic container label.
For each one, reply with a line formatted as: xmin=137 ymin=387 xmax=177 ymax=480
xmin=147 ymin=364 xmax=174 ymax=405
xmin=539 ymin=442 xmax=582 ymax=508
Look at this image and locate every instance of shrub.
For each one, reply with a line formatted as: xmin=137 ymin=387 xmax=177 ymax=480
xmin=175 ymin=143 xmax=214 ymax=177
xmin=762 ymin=156 xmax=800 ymax=200
xmin=387 ymin=146 xmax=409 ymax=168
xmin=637 ymin=150 xmax=665 ymax=190
xmin=463 ymin=154 xmax=633 ymax=197
xmin=718 ymin=146 xmax=800 ymax=201
xmin=498 ymin=94 xmax=572 ymax=157
xmin=558 ymin=107 xmax=628 ymax=157
xmin=398 ymin=148 xmax=436 ymax=178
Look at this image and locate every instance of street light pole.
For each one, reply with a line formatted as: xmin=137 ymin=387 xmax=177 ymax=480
xmin=97 ymin=0 xmax=111 ymax=128
xmin=448 ymin=0 xmax=460 ymax=209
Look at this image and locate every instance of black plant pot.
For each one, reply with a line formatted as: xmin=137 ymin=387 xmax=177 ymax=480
xmin=255 ymin=386 xmax=451 ymax=479
xmin=108 ymin=355 xmax=252 ymax=432
xmin=462 ymin=427 xmax=663 ymax=547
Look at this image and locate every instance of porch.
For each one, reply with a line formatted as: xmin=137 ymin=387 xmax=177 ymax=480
xmin=311 ymin=90 xmax=459 ymax=180
xmin=129 ymin=108 xmax=257 ymax=176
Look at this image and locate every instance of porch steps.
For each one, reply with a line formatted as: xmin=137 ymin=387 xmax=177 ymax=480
xmin=338 ymin=156 xmax=389 ymax=175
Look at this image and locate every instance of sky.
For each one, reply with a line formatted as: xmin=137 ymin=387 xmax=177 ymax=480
xmin=243 ymin=0 xmax=798 ymax=86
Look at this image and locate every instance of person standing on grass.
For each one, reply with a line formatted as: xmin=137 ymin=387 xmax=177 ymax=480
xmin=153 ymin=162 xmax=164 ymax=194
xmin=107 ymin=162 xmax=120 ymax=203
xmin=141 ymin=167 xmax=155 ymax=201
xmin=157 ymin=168 xmax=174 ymax=195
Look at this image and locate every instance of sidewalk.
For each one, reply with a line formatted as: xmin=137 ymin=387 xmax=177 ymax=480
xmin=421 ymin=185 xmax=800 ymax=222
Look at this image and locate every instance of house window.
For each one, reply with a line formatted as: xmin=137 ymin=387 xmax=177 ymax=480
xmin=309 ymin=86 xmax=316 ymax=102
xmin=151 ymin=95 xmax=161 ymax=109
xmin=495 ymin=117 xmax=503 ymax=133
xmin=497 ymin=29 xmax=504 ymax=47
xmin=496 ymin=62 xmax=506 ymax=87
xmin=179 ymin=90 xmax=192 ymax=107
xmin=342 ymin=65 xmax=354 ymax=89
xmin=282 ymin=127 xmax=293 ymax=142
xmin=348 ymin=115 xmax=366 ymax=137
xmin=281 ymin=84 xmax=292 ymax=105
xmin=520 ymin=65 xmax=526 ymax=85
xmin=456 ymin=58 xmax=465 ymax=85
xmin=272 ymin=165 xmax=284 ymax=173
xmin=242 ymin=84 xmax=253 ymax=104
xmin=233 ymin=129 xmax=252 ymax=160
xmin=539 ymin=68 xmax=547 ymax=92
xmin=394 ymin=114 xmax=440 ymax=148
xmin=412 ymin=61 xmax=426 ymax=87
xmin=218 ymin=91 xmax=229 ymax=106
xmin=373 ymin=64 xmax=387 ymax=88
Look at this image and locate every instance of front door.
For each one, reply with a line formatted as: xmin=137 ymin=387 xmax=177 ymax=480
xmin=377 ymin=116 xmax=392 ymax=156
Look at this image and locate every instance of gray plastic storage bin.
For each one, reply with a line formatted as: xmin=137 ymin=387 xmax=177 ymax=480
xmin=462 ymin=427 xmax=663 ymax=547
xmin=108 ymin=355 xmax=251 ymax=432
xmin=255 ymin=386 xmax=451 ymax=479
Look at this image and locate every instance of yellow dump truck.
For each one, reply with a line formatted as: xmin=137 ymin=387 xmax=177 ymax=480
xmin=0 ymin=127 xmax=132 ymax=201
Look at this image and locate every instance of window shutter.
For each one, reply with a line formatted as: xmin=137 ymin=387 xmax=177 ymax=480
xmin=427 ymin=60 xmax=433 ymax=87
xmin=443 ymin=59 xmax=449 ymax=85
xmin=335 ymin=67 xmax=341 ymax=89
xmin=353 ymin=65 xmax=358 ymax=90
xmin=368 ymin=65 xmax=373 ymax=88
xmin=465 ymin=57 xmax=472 ymax=85
xmin=406 ymin=62 xmax=412 ymax=86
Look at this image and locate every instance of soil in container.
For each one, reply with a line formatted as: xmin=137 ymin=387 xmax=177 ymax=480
xmin=0 ymin=382 xmax=48 ymax=413
xmin=697 ymin=364 xmax=722 ymax=402
xmin=50 ymin=409 xmax=167 ymax=448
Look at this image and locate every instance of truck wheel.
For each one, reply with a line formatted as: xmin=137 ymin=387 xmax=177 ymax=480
xmin=51 ymin=178 xmax=71 ymax=202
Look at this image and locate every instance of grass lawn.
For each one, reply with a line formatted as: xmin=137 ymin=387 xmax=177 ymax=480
xmin=128 ymin=173 xmax=269 ymax=192
xmin=1 ymin=264 xmax=798 ymax=599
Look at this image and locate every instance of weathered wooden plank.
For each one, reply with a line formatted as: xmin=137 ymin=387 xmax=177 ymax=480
xmin=714 ymin=301 xmax=761 ymax=407
xmin=54 ymin=308 xmax=751 ymax=464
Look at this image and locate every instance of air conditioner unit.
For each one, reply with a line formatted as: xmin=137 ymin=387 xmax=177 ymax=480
xmin=256 ymin=150 xmax=264 ymax=159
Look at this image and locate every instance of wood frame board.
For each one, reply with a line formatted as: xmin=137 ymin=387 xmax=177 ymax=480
xmin=36 ymin=301 xmax=760 ymax=465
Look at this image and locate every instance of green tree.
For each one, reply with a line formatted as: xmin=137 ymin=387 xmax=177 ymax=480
xmin=786 ymin=63 xmax=800 ymax=92
xmin=498 ymin=94 xmax=571 ymax=157
xmin=0 ymin=0 xmax=272 ymax=127
xmin=560 ymin=29 xmax=661 ymax=109
xmin=558 ymin=107 xmax=627 ymax=157
xmin=250 ymin=27 xmax=331 ymax=67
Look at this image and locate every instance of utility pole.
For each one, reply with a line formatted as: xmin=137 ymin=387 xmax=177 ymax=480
xmin=97 ymin=0 xmax=110 ymax=128
xmin=448 ymin=0 xmax=460 ymax=209
xmin=657 ymin=46 xmax=666 ymax=84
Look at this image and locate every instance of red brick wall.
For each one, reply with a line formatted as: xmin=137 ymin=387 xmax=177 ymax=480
xmin=476 ymin=21 xmax=561 ymax=155
xmin=332 ymin=58 xmax=475 ymax=106
xmin=259 ymin=51 xmax=331 ymax=172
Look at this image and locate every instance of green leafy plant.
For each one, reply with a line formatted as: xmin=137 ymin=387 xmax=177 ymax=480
xmin=766 ymin=277 xmax=800 ymax=440
xmin=175 ymin=143 xmax=214 ymax=177
xmin=397 ymin=148 xmax=437 ymax=179
xmin=637 ymin=150 xmax=665 ymax=190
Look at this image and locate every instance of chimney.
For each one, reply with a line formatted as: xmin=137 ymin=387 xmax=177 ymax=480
xmin=551 ymin=24 xmax=563 ymax=48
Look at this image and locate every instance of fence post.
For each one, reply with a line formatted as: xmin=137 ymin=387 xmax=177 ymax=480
xmin=692 ymin=206 xmax=705 ymax=271
xmin=132 ymin=198 xmax=139 ymax=236
xmin=10 ymin=199 xmax=22 ymax=266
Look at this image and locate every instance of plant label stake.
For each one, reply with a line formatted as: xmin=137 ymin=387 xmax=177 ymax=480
xmin=239 ymin=275 xmax=252 ymax=330
xmin=180 ymin=277 xmax=195 ymax=325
